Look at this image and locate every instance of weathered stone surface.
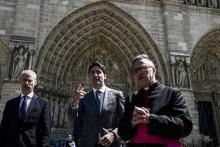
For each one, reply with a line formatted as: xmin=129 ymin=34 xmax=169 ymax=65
xmin=0 ymin=0 xmax=220 ymax=145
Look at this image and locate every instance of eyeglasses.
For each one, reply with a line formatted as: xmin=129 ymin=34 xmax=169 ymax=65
xmin=133 ymin=65 xmax=153 ymax=74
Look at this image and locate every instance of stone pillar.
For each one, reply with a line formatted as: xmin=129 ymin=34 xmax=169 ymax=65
xmin=0 ymin=80 xmax=20 ymax=121
xmin=181 ymin=89 xmax=200 ymax=146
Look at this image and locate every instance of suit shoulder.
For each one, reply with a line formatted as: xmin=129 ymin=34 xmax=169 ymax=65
xmin=107 ymin=87 xmax=122 ymax=93
xmin=158 ymin=84 xmax=179 ymax=92
xmin=6 ymin=96 xmax=20 ymax=104
xmin=35 ymin=94 xmax=49 ymax=103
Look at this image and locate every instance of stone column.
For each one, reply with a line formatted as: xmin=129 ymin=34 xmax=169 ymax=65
xmin=0 ymin=80 xmax=20 ymax=121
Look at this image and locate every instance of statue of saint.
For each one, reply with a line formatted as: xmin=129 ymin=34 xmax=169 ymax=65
xmin=175 ymin=58 xmax=188 ymax=88
xmin=11 ymin=45 xmax=30 ymax=79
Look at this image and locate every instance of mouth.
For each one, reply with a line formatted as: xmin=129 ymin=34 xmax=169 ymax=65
xmin=93 ymin=79 xmax=100 ymax=82
xmin=138 ymin=76 xmax=144 ymax=81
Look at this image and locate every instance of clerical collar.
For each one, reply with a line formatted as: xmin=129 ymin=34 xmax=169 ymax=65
xmin=139 ymin=82 xmax=159 ymax=94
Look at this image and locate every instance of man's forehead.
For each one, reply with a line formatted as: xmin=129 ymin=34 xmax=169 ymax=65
xmin=21 ymin=74 xmax=35 ymax=79
xmin=90 ymin=66 xmax=103 ymax=72
xmin=134 ymin=58 xmax=153 ymax=66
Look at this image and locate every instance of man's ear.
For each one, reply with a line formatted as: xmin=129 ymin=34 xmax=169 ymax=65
xmin=153 ymin=68 xmax=156 ymax=73
xmin=104 ymin=74 xmax=106 ymax=79
xmin=34 ymin=80 xmax=37 ymax=86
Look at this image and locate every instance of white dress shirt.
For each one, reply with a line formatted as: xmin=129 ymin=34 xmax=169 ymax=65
xmin=20 ymin=92 xmax=34 ymax=112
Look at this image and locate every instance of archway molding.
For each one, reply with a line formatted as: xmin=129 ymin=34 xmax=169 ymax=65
xmin=191 ymin=25 xmax=220 ymax=93
xmin=191 ymin=25 xmax=220 ymax=146
xmin=34 ymin=1 xmax=168 ymax=95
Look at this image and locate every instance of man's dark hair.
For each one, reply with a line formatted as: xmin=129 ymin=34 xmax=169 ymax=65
xmin=88 ymin=62 xmax=106 ymax=74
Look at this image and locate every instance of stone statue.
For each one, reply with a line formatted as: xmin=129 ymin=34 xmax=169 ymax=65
xmin=10 ymin=45 xmax=30 ymax=79
xmin=175 ymin=58 xmax=188 ymax=88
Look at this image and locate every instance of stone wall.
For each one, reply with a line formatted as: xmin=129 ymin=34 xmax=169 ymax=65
xmin=1 ymin=0 xmax=220 ymax=145
xmin=0 ymin=80 xmax=20 ymax=120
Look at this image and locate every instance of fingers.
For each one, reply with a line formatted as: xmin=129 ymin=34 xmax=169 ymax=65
xmin=134 ymin=106 xmax=149 ymax=115
xmin=132 ymin=106 xmax=150 ymax=125
xmin=72 ymin=84 xmax=86 ymax=105
xmin=98 ymin=133 xmax=114 ymax=146
xmin=77 ymin=84 xmax=84 ymax=92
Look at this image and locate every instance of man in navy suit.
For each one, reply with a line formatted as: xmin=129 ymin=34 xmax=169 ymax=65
xmin=69 ymin=62 xmax=125 ymax=147
xmin=0 ymin=70 xmax=51 ymax=147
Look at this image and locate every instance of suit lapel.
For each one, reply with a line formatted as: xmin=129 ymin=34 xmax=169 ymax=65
xmin=15 ymin=96 xmax=22 ymax=119
xmin=25 ymin=94 xmax=38 ymax=120
xmin=102 ymin=87 xmax=110 ymax=113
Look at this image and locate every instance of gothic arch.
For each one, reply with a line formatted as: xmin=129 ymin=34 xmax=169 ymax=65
xmin=34 ymin=1 xmax=168 ymax=95
xmin=191 ymin=25 xmax=220 ymax=93
xmin=191 ymin=25 xmax=220 ymax=146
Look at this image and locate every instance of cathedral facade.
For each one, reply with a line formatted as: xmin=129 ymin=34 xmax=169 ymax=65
xmin=0 ymin=0 xmax=220 ymax=146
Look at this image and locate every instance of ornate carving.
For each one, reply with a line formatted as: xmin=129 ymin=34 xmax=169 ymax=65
xmin=34 ymin=2 xmax=169 ymax=131
xmin=185 ymin=0 xmax=219 ymax=8
xmin=9 ymin=45 xmax=31 ymax=79
xmin=171 ymin=53 xmax=190 ymax=88
xmin=35 ymin=1 xmax=167 ymax=88
xmin=191 ymin=28 xmax=220 ymax=93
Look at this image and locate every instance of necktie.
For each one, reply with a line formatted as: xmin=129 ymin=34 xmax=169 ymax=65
xmin=20 ymin=96 xmax=27 ymax=120
xmin=95 ymin=90 xmax=101 ymax=113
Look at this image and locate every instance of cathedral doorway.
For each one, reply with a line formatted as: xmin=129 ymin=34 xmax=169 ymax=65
xmin=34 ymin=1 xmax=168 ymax=137
xmin=191 ymin=25 xmax=220 ymax=146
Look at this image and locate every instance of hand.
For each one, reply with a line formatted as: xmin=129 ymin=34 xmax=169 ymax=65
xmin=98 ymin=133 xmax=114 ymax=146
xmin=72 ymin=84 xmax=86 ymax=106
xmin=131 ymin=106 xmax=150 ymax=125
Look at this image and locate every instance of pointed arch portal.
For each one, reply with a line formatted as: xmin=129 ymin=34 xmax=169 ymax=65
xmin=35 ymin=1 xmax=167 ymax=96
xmin=191 ymin=25 xmax=220 ymax=146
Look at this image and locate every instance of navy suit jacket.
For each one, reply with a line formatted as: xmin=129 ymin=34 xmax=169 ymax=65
xmin=70 ymin=87 xmax=125 ymax=147
xmin=0 ymin=94 xmax=51 ymax=147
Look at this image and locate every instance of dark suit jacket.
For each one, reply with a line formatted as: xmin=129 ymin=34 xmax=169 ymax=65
xmin=0 ymin=94 xmax=51 ymax=147
xmin=70 ymin=87 xmax=125 ymax=147
xmin=118 ymin=82 xmax=192 ymax=141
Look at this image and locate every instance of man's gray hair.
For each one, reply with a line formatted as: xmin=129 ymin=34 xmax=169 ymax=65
xmin=21 ymin=70 xmax=37 ymax=80
xmin=132 ymin=54 xmax=155 ymax=69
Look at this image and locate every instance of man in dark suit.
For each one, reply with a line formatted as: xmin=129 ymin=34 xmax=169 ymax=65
xmin=69 ymin=62 xmax=125 ymax=147
xmin=118 ymin=54 xmax=193 ymax=147
xmin=0 ymin=70 xmax=51 ymax=147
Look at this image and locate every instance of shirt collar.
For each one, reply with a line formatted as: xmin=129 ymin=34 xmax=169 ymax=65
xmin=93 ymin=85 xmax=106 ymax=94
xmin=21 ymin=91 xmax=34 ymax=99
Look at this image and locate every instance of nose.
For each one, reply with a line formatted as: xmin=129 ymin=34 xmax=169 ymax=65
xmin=92 ymin=72 xmax=98 ymax=76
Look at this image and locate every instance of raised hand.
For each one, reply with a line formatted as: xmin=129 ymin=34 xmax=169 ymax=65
xmin=72 ymin=84 xmax=86 ymax=106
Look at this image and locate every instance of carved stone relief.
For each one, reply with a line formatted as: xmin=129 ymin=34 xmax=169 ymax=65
xmin=191 ymin=51 xmax=220 ymax=92
xmin=8 ymin=45 xmax=31 ymax=79
xmin=170 ymin=53 xmax=190 ymax=88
